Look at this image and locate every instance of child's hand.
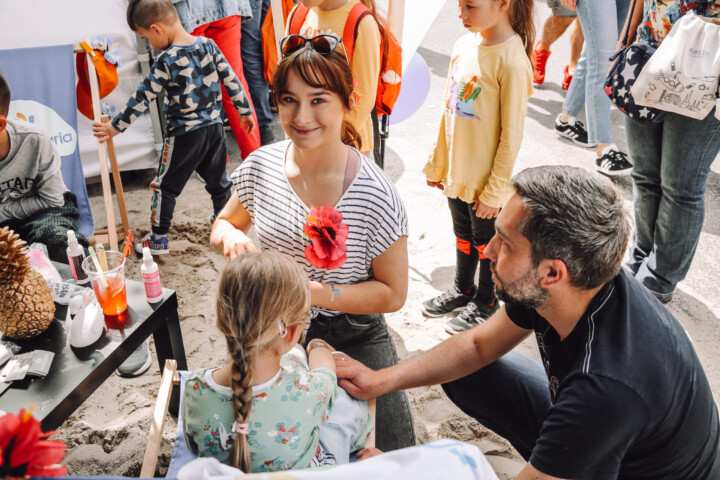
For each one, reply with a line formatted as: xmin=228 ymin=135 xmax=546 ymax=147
xmin=426 ymin=180 xmax=444 ymax=191
xmin=472 ymin=201 xmax=499 ymax=219
xmin=356 ymin=447 xmax=383 ymax=461
xmin=239 ymin=115 xmax=256 ymax=135
xmin=92 ymin=121 xmax=120 ymax=143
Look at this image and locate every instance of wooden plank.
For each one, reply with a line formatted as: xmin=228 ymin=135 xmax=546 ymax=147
xmin=366 ymin=398 xmax=376 ymax=448
xmin=87 ymin=52 xmax=119 ymax=250
xmin=270 ymin=0 xmax=284 ymax=60
xmin=140 ymin=359 xmax=177 ymax=478
xmin=102 ymin=115 xmax=131 ymax=237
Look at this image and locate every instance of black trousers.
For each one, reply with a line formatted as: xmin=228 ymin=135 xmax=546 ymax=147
xmin=150 ymin=123 xmax=231 ymax=235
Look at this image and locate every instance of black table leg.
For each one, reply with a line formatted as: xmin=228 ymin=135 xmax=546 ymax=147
xmin=151 ymin=292 xmax=187 ymax=415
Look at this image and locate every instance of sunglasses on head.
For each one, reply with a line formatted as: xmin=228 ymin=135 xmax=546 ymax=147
xmin=280 ymin=34 xmax=342 ymax=57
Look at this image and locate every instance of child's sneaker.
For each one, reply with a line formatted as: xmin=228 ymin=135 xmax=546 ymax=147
xmin=135 ymin=233 xmax=169 ymax=255
xmin=421 ymin=286 xmax=476 ymax=317
xmin=531 ymin=41 xmax=551 ymax=85
xmin=554 ymin=114 xmax=595 ymax=148
xmin=596 ymin=144 xmax=633 ymax=177
xmin=562 ymin=65 xmax=573 ymax=90
xmin=445 ymin=300 xmax=499 ymax=335
xmin=207 ymin=214 xmax=216 ymax=226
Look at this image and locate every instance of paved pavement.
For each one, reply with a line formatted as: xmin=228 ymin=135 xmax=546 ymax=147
xmin=383 ymin=0 xmax=720 ymax=402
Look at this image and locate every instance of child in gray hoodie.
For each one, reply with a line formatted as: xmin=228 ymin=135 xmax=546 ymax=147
xmin=0 ymin=72 xmax=89 ymax=262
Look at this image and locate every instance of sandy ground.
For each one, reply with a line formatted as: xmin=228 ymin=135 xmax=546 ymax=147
xmin=53 ymin=1 xmax=720 ymax=478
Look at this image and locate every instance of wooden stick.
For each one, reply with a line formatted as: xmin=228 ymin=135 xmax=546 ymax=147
xmin=87 ymin=52 xmax=119 ymax=251
xmin=102 ymin=115 xmax=131 ymax=237
xmin=141 ymin=360 xmax=177 ymax=478
xmin=270 ymin=0 xmax=285 ymax=60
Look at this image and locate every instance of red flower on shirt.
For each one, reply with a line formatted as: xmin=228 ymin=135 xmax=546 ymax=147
xmin=0 ymin=409 xmax=67 ymax=477
xmin=303 ymin=207 xmax=349 ymax=270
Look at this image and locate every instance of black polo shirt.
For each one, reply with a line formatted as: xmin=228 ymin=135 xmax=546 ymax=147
xmin=506 ymin=269 xmax=720 ymax=479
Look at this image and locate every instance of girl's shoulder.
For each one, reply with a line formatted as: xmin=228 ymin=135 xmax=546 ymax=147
xmin=185 ymin=367 xmax=231 ymax=397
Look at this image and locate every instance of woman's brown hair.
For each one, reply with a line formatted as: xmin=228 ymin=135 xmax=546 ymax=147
xmin=272 ymin=46 xmax=361 ymax=149
xmin=215 ymin=252 xmax=310 ymax=472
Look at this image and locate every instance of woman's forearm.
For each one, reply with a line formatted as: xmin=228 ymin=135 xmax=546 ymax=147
xmin=310 ymin=279 xmax=406 ymax=314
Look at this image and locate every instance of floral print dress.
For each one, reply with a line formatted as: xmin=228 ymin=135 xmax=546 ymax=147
xmin=182 ymin=349 xmax=337 ymax=472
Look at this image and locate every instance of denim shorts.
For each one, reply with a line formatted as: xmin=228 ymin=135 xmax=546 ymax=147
xmin=548 ymin=0 xmax=577 ymax=17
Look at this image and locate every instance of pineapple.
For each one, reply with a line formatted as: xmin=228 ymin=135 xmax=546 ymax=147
xmin=0 ymin=227 xmax=55 ymax=339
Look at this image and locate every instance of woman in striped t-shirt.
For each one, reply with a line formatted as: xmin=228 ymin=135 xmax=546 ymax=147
xmin=210 ymin=37 xmax=415 ymax=451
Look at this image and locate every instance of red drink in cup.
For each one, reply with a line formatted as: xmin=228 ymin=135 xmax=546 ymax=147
xmin=82 ymin=251 xmax=131 ymax=332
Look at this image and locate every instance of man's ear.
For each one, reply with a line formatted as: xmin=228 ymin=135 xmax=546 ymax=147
xmin=0 ymin=115 xmax=7 ymax=133
xmin=538 ymin=258 xmax=567 ymax=288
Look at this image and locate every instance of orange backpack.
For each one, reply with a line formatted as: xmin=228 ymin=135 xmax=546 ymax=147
xmin=288 ymin=2 xmax=402 ymax=116
xmin=262 ymin=0 xmax=297 ymax=86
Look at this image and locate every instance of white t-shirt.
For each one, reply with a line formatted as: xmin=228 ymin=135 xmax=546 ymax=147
xmin=231 ymin=141 xmax=408 ymax=317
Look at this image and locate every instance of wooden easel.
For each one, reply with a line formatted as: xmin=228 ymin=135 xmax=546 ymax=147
xmin=75 ymin=43 xmax=130 ymax=251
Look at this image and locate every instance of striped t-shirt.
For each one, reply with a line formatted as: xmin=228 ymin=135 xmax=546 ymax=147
xmin=231 ymin=141 xmax=408 ymax=317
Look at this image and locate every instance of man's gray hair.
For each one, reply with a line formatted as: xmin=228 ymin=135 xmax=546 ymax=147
xmin=511 ymin=166 xmax=632 ymax=290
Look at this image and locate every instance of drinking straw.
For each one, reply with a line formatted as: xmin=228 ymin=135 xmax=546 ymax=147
xmin=97 ymin=244 xmax=109 ymax=272
xmin=88 ymin=247 xmax=109 ymax=288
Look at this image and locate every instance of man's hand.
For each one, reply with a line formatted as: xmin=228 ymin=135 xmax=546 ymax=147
xmin=473 ymin=200 xmax=499 ymax=219
xmin=333 ymin=352 xmax=384 ymax=400
xmin=92 ymin=122 xmax=120 ymax=143
xmin=239 ymin=115 xmax=256 ymax=135
xmin=426 ymin=180 xmax=444 ymax=191
xmin=560 ymin=0 xmax=577 ymax=10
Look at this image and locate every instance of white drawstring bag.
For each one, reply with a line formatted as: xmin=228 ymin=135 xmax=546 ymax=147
xmin=634 ymin=12 xmax=720 ymax=120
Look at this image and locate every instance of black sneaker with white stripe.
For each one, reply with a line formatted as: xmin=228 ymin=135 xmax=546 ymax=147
xmin=554 ymin=115 xmax=595 ymax=148
xmin=596 ymin=144 xmax=633 ymax=176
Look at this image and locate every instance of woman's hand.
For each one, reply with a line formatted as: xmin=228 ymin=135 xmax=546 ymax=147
xmin=472 ymin=201 xmax=499 ymax=219
xmin=426 ymin=180 xmax=444 ymax=191
xmin=560 ymin=0 xmax=577 ymax=10
xmin=220 ymin=227 xmax=257 ymax=261
xmin=356 ymin=448 xmax=383 ymax=460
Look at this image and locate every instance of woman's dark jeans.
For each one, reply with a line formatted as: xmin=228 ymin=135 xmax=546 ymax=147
xmin=625 ymin=110 xmax=720 ymax=297
xmin=306 ymin=313 xmax=416 ymax=451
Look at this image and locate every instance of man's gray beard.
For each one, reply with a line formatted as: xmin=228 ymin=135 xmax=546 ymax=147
xmin=494 ymin=268 xmax=549 ymax=309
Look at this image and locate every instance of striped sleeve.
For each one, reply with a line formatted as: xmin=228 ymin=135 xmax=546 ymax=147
xmin=362 ymin=161 xmax=408 ymax=259
xmin=111 ymin=55 xmax=170 ymax=132
xmin=231 ymin=158 xmax=256 ymax=217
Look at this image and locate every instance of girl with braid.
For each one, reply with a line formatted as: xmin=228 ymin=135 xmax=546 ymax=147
xmin=182 ymin=252 xmax=374 ymax=472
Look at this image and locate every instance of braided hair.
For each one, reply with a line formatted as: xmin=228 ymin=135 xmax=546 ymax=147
xmin=215 ymin=252 xmax=311 ymax=472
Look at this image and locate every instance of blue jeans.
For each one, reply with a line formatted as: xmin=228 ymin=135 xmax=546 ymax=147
xmin=319 ymin=388 xmax=370 ymax=464
xmin=562 ymin=0 xmax=629 ymax=145
xmin=240 ymin=0 xmax=273 ymax=132
xmin=625 ymin=111 xmax=720 ymax=296
xmin=441 ymin=352 xmax=550 ymax=460
xmin=306 ymin=313 xmax=416 ymax=452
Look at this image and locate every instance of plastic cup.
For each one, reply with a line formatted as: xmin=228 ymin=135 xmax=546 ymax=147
xmin=82 ymin=251 xmax=131 ymax=332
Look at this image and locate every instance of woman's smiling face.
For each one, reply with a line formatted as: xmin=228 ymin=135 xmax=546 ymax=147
xmin=278 ymin=69 xmax=348 ymax=152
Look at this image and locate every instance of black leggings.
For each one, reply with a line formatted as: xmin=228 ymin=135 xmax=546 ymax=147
xmin=447 ymin=197 xmax=497 ymax=304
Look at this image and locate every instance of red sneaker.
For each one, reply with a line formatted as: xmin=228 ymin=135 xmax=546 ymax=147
xmin=531 ymin=41 xmax=551 ymax=85
xmin=562 ymin=65 xmax=574 ymax=90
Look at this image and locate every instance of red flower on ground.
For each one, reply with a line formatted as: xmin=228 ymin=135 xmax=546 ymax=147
xmin=0 ymin=409 xmax=67 ymax=477
xmin=303 ymin=207 xmax=349 ymax=269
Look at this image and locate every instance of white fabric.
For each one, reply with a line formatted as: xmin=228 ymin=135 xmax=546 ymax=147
xmin=178 ymin=439 xmax=499 ymax=480
xmin=0 ymin=0 xmax=159 ymax=176
xmin=634 ymin=13 xmax=720 ymax=120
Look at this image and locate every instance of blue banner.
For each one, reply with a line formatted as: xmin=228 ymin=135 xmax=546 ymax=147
xmin=0 ymin=44 xmax=94 ymax=237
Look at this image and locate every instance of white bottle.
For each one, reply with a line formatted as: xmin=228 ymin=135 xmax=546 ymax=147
xmin=141 ymin=247 xmax=163 ymax=304
xmin=66 ymin=230 xmax=89 ymax=285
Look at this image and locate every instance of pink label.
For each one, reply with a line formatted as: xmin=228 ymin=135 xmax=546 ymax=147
xmin=142 ymin=271 xmax=162 ymax=299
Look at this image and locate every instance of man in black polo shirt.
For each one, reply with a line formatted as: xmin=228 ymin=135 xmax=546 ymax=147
xmin=335 ymin=166 xmax=720 ymax=479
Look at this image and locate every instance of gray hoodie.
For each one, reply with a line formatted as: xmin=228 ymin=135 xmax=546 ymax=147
xmin=0 ymin=119 xmax=67 ymax=223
